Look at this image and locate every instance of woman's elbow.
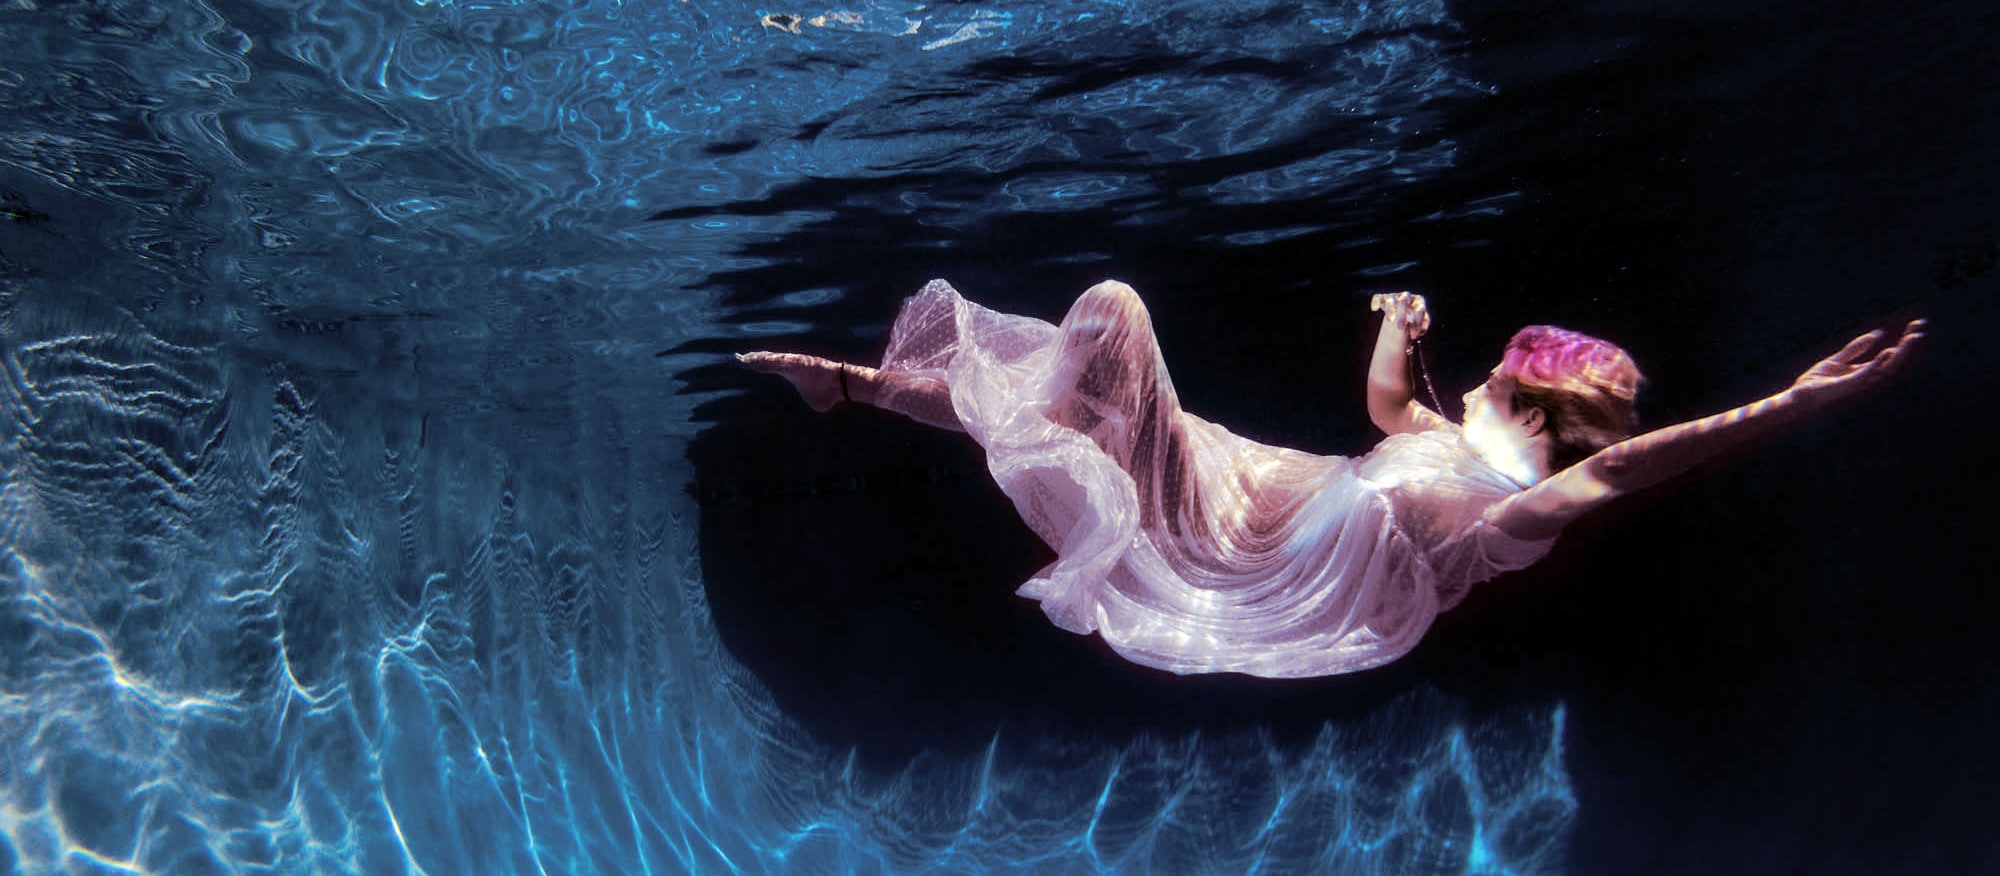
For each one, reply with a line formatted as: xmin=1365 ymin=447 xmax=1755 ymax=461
xmin=1366 ymin=402 xmax=1411 ymax=436
xmin=1529 ymin=474 xmax=1619 ymax=526
xmin=1580 ymin=451 xmax=1657 ymax=495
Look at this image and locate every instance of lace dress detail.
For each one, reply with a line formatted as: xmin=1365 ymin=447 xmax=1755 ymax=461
xmin=877 ymin=279 xmax=1555 ymax=677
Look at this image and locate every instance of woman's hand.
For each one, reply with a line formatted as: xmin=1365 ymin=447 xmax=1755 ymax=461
xmin=1366 ymin=292 xmax=1449 ymax=436
xmin=1785 ymin=319 xmax=1926 ymax=407
xmin=1370 ymin=292 xmax=1431 ymax=342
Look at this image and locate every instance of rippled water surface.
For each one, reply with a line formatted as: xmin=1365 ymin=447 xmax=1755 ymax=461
xmin=2 ymin=0 xmax=1992 ymax=873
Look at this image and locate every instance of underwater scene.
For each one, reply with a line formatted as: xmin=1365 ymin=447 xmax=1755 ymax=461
xmin=0 ymin=0 xmax=1991 ymax=873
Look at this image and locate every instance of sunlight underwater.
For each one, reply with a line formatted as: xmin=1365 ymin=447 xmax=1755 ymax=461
xmin=0 ymin=0 xmax=1573 ymax=872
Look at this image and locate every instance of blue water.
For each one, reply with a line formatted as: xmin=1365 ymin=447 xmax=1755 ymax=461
xmin=0 ymin=1 xmax=1600 ymax=873
xmin=9 ymin=0 xmax=1997 ymax=871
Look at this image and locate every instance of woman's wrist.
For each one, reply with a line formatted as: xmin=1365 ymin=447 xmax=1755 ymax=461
xmin=1763 ymin=385 xmax=1819 ymax=414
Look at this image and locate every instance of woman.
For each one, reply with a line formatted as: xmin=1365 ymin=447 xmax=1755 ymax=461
xmin=740 ymin=280 xmax=1922 ymax=678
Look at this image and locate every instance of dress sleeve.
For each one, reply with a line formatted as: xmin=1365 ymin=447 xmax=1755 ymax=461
xmin=1427 ymin=517 xmax=1558 ymax=611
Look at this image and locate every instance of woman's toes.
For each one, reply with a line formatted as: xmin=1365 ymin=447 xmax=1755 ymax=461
xmin=738 ymin=351 xmax=796 ymax=373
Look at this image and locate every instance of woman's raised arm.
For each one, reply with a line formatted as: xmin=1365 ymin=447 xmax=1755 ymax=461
xmin=1485 ymin=320 xmax=1926 ymax=541
xmin=1366 ymin=292 xmax=1452 ymax=436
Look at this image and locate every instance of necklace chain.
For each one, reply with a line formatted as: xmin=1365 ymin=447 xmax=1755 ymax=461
xmin=1411 ymin=337 xmax=1447 ymax=417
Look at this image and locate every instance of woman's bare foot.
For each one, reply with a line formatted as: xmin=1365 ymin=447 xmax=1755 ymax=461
xmin=737 ymin=351 xmax=848 ymax=412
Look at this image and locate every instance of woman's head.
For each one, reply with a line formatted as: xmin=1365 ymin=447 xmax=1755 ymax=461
xmin=1492 ymin=325 xmax=1645 ymax=469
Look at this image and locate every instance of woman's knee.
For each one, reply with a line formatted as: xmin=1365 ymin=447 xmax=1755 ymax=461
xmin=1080 ymin=280 xmax=1143 ymax=311
xmin=1067 ymin=280 xmax=1151 ymax=336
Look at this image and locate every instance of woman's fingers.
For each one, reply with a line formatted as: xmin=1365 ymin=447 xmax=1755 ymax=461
xmin=1877 ymin=320 xmax=1926 ymax=374
xmin=1371 ymin=291 xmax=1435 ymax=338
xmin=1832 ymin=320 xmax=1925 ymax=375
xmin=1809 ymin=319 xmax=1928 ymax=390
xmin=1830 ymin=330 xmax=1885 ymax=365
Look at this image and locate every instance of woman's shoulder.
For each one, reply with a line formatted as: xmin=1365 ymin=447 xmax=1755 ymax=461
xmin=1369 ymin=423 xmax=1465 ymax=456
xmin=1366 ymin=425 xmax=1530 ymax=491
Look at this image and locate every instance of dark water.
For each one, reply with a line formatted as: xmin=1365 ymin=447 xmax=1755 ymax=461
xmin=1 ymin=0 xmax=1992 ymax=873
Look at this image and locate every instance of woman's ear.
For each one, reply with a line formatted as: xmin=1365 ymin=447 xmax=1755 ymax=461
xmin=1520 ymin=406 xmax=1548 ymax=437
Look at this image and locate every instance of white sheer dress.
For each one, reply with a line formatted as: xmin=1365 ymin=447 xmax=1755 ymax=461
xmin=875 ymin=279 xmax=1557 ymax=678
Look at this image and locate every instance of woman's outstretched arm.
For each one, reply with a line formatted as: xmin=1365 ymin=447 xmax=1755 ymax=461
xmin=1366 ymin=292 xmax=1452 ymax=436
xmin=1486 ymin=320 xmax=1926 ymax=540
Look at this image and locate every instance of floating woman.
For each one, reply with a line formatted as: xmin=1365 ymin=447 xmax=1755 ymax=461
xmin=739 ymin=280 xmax=1922 ymax=678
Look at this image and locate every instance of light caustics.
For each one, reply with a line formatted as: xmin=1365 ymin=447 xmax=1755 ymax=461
xmin=0 ymin=0 xmax=1571 ymax=872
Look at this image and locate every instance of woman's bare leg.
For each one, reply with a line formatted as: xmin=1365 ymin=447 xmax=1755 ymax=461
xmin=737 ymin=352 xmax=963 ymax=431
xmin=737 ymin=352 xmax=849 ymax=411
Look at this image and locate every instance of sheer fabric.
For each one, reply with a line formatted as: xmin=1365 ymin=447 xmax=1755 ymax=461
xmin=878 ymin=279 xmax=1556 ymax=678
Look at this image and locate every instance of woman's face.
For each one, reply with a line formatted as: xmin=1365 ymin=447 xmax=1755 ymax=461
xmin=1461 ymin=372 xmax=1520 ymax=434
xmin=1461 ymin=371 xmax=1546 ymax=481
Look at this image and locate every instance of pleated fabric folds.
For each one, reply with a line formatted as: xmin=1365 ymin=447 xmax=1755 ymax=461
xmin=878 ymin=279 xmax=1555 ymax=678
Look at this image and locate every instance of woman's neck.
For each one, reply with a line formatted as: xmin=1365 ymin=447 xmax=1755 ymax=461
xmin=1463 ymin=426 xmax=1551 ymax=486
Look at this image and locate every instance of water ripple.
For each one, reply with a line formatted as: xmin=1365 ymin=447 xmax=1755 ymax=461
xmin=0 ymin=0 xmax=1572 ymax=872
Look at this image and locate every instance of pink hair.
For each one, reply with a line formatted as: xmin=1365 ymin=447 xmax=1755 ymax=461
xmin=1496 ymin=326 xmax=1645 ymax=466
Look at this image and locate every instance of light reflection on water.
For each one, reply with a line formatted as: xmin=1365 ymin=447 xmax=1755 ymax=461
xmin=0 ymin=0 xmax=1572 ymax=872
